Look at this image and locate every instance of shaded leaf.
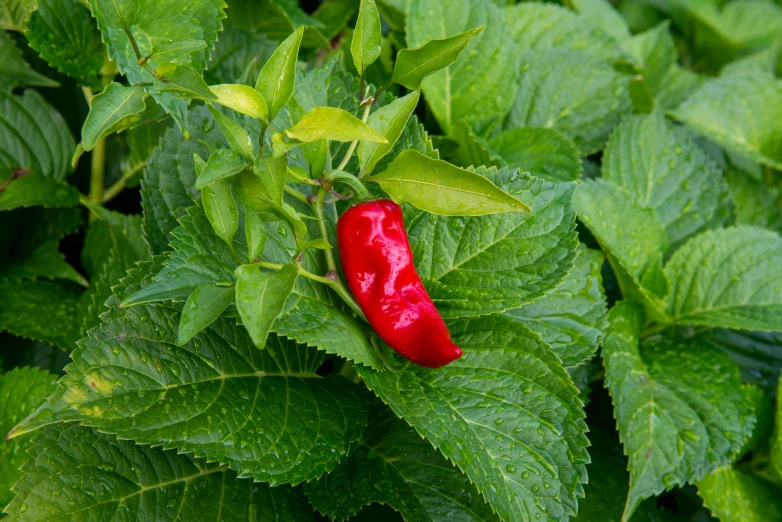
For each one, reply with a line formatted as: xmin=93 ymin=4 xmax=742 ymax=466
xmin=696 ymin=466 xmax=782 ymax=522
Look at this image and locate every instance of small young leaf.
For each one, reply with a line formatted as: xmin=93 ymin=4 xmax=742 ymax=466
xmin=206 ymin=104 xmax=253 ymax=157
xmin=235 ymin=263 xmax=299 ymax=349
xmin=286 ymin=106 xmax=387 ymax=143
xmin=297 ymin=238 xmax=332 ymax=250
xmin=358 ymin=90 xmax=420 ymax=176
xmin=255 ymin=27 xmax=304 ymax=120
xmin=195 ymin=149 xmax=247 ymax=190
xmin=156 ymin=63 xmax=217 ymax=101
xmin=351 ymin=0 xmax=382 ymax=74
xmin=81 ymin=83 xmax=147 ymax=151
xmin=244 ymin=204 xmax=267 ymax=262
xmin=368 ymin=149 xmax=530 ymax=215
xmin=254 ymin=155 xmax=288 ymax=205
xmin=152 ymin=38 xmax=208 ymax=62
xmin=177 ymin=284 xmax=235 ymax=345
xmin=391 ymin=26 xmax=483 ymax=90
xmin=193 ymin=153 xmax=207 ymax=176
xmin=209 ymin=83 xmax=269 ymax=120
xmin=271 ymin=132 xmax=303 ymax=157
xmin=201 ymin=180 xmax=239 ymax=244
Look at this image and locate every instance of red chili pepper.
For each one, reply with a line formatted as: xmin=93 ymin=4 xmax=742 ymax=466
xmin=337 ymin=200 xmax=462 ymax=368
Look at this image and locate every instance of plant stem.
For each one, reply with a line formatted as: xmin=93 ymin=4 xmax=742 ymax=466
xmin=284 ymin=185 xmax=310 ymax=204
xmin=312 ymin=187 xmax=337 ymax=272
xmin=102 ymin=164 xmax=144 ymax=203
xmin=82 ymin=87 xmax=105 ymax=212
xmin=336 ymin=102 xmax=373 ymax=171
xmin=286 ymin=167 xmax=321 ymax=186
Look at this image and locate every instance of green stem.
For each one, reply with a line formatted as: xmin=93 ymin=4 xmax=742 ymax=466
xmin=102 ymin=163 xmax=144 ymax=203
xmin=82 ymin=87 xmax=105 ymax=210
xmin=286 ymin=167 xmax=321 ymax=186
xmin=336 ymin=102 xmax=373 ymax=171
xmin=312 ymin=187 xmax=337 ymax=273
xmin=324 ymin=170 xmax=370 ymax=201
xmin=284 ymin=185 xmax=310 ymax=204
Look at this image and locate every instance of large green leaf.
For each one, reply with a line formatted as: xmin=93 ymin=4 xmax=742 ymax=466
xmin=504 ymin=246 xmax=607 ymax=368
xmin=305 ymin=401 xmax=499 ymax=521
xmin=358 ymin=315 xmax=589 ymax=522
xmin=664 ymin=226 xmax=782 ymax=331
xmin=4 ymin=423 xmax=318 ymax=521
xmin=406 ymin=0 xmax=519 ymax=135
xmin=9 ymin=262 xmax=369 ymax=486
xmin=24 ymin=0 xmax=103 ymax=85
xmin=0 ymin=367 xmax=57 ymax=508
xmin=696 ymin=466 xmax=782 ymax=522
xmin=405 ymin=166 xmax=578 ymax=318
xmin=602 ymin=110 xmax=729 ymax=248
xmin=486 ymin=127 xmax=582 ymax=183
xmin=89 ymin=0 xmax=227 ymax=128
xmin=0 ymin=279 xmax=80 ymax=349
xmin=0 ymin=89 xmax=74 ymax=180
xmin=603 ymin=302 xmax=757 ymax=521
xmin=671 ymin=67 xmax=782 ymax=170
xmin=0 ymin=30 xmax=57 ymax=92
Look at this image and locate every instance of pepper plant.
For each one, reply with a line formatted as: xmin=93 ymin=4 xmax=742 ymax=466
xmin=2 ymin=0 xmax=782 ymax=520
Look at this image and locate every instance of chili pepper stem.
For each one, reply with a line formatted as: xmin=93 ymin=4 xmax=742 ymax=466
xmin=284 ymin=185 xmax=310 ymax=204
xmin=312 ymin=187 xmax=338 ymax=273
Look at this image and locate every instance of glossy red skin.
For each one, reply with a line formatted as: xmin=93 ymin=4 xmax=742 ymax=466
xmin=337 ymin=200 xmax=462 ymax=368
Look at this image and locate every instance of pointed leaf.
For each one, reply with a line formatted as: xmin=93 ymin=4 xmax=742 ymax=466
xmin=152 ymin=38 xmax=208 ymax=62
xmin=195 ymin=149 xmax=246 ymax=189
xmin=207 ymin=104 xmax=253 ymax=157
xmin=255 ymin=27 xmax=304 ymax=119
xmin=391 ymin=27 xmax=483 ymax=90
xmin=369 ymin=149 xmax=530 ymax=215
xmin=286 ymin=106 xmax=387 ymax=143
xmin=177 ymin=284 xmax=235 ymax=345
xmin=244 ymin=204 xmax=267 ymax=262
xmin=202 ymin=180 xmax=239 ymax=244
xmin=254 ymin=155 xmax=288 ymax=205
xmin=209 ymin=83 xmax=268 ymax=120
xmin=358 ymin=90 xmax=419 ymax=176
xmin=351 ymin=0 xmax=382 ymax=73
xmin=82 ymin=83 xmax=147 ymax=151
xmin=235 ymin=263 xmax=299 ymax=348
xmin=156 ymin=63 xmax=217 ymax=100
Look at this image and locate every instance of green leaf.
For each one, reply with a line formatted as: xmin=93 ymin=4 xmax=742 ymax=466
xmin=254 ymin=155 xmax=288 ymax=205
xmin=141 ymin=107 xmax=224 ymax=254
xmin=0 ymin=26 xmax=57 ymax=91
xmin=0 ymin=0 xmax=37 ymax=30
xmin=696 ymin=467 xmax=782 ymax=522
xmin=205 ymin=28 xmax=277 ymax=86
xmin=286 ymin=106 xmax=387 ymax=143
xmin=357 ymin=315 xmax=589 ymax=522
xmin=305 ymin=401 xmax=499 ymax=521
xmin=405 ymin=165 xmax=577 ymax=318
xmin=0 ymin=170 xmax=79 ymax=211
xmin=10 ymin=263 xmax=369 ymax=486
xmin=244 ymin=204 xmax=267 ymax=262
xmin=449 ymin=119 xmax=502 ymax=170
xmin=602 ymin=110 xmax=729 ymax=248
xmin=255 ymin=27 xmax=304 ymax=120
xmin=351 ymin=0 xmax=381 ymax=74
xmin=0 ymin=367 xmax=57 ymax=508
xmin=5 ymin=423 xmax=319 ymax=521
xmin=201 ymin=180 xmax=239 ymax=244
xmin=603 ymin=301 xmax=757 ymax=521
xmin=195 ymin=149 xmax=246 ymax=189
xmin=407 ymin=0 xmax=518 ymax=135
xmin=676 ymin=0 xmax=782 ymax=53
xmin=670 ymin=67 xmax=782 ymax=170
xmin=504 ymin=246 xmax=608 ymax=368
xmin=505 ymin=49 xmax=630 ymax=155
xmin=369 ymin=150 xmax=530 ymax=215
xmin=726 ymin=167 xmax=782 ymax=234
xmin=0 ymin=89 xmax=74 ymax=180
xmin=207 ymin=104 xmax=253 ymax=157
xmin=120 ymin=118 xmax=171 ymax=186
xmin=177 ymin=284 xmax=235 ymax=345
xmin=152 ymin=38 xmax=207 ymax=62
xmin=664 ymin=226 xmax=782 ymax=331
xmin=24 ymin=0 xmax=103 ymax=85
xmin=575 ymin=179 xmax=669 ymax=321
xmin=235 ymin=263 xmax=298 ymax=349
xmin=81 ymin=83 xmax=148 ymax=151
xmin=209 ymin=83 xmax=268 ymax=120
xmin=157 ymin=63 xmax=216 ymax=100
xmin=487 ymin=127 xmax=582 ymax=183
xmin=358 ymin=90 xmax=419 ymax=176
xmin=568 ymin=0 xmax=631 ymax=43
xmin=391 ymin=27 xmax=482 ymax=90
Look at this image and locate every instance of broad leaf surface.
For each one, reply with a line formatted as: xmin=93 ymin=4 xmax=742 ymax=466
xmin=405 ymin=166 xmax=578 ymax=318
xmin=11 ymin=261 xmax=369 ymax=486
xmin=0 ymin=367 xmax=57 ymax=507
xmin=0 ymin=170 xmax=79 ymax=211
xmin=725 ymin=166 xmax=782 ymax=234
xmin=671 ymin=67 xmax=782 ymax=170
xmin=4 ymin=423 xmax=318 ymax=521
xmin=695 ymin=329 xmax=782 ymax=393
xmin=504 ymin=246 xmax=608 ymax=368
xmin=487 ymin=127 xmax=582 ymax=183
xmin=603 ymin=302 xmax=757 ymax=521
xmin=696 ymin=466 xmax=782 ymax=522
xmin=664 ymin=226 xmax=782 ymax=331
xmin=358 ymin=315 xmax=589 ymax=522
xmin=305 ymin=401 xmax=498 ymax=521
xmin=602 ymin=110 xmax=729 ymax=248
